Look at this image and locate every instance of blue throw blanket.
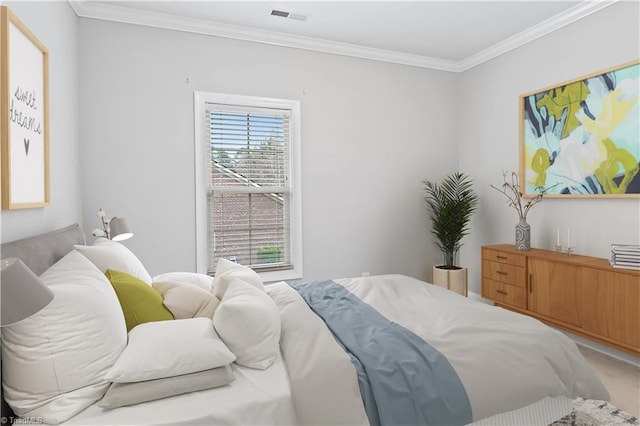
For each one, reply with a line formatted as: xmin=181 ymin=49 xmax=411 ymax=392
xmin=290 ymin=280 xmax=472 ymax=426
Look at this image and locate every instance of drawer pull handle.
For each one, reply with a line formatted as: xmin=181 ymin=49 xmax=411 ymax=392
xmin=496 ymin=255 xmax=507 ymax=260
xmin=496 ymin=271 xmax=507 ymax=275
xmin=496 ymin=289 xmax=508 ymax=295
xmin=529 ymin=273 xmax=533 ymax=293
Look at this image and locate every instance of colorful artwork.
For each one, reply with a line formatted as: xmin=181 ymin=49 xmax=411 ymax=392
xmin=520 ymin=60 xmax=639 ymax=197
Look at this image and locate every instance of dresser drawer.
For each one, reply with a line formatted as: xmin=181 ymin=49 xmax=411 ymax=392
xmin=482 ymin=278 xmax=526 ymax=309
xmin=482 ymin=248 xmax=525 ymax=268
xmin=482 ymin=259 xmax=526 ymax=288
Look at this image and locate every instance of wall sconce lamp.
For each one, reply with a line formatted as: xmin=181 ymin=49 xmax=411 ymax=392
xmin=92 ymin=208 xmax=134 ymax=241
xmin=1 ymin=258 xmax=55 ymax=326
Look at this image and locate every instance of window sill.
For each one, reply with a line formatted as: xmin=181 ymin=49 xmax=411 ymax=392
xmin=259 ymin=268 xmax=302 ymax=284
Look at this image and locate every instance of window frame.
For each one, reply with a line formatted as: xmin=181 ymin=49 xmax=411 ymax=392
xmin=194 ymin=92 xmax=303 ymax=282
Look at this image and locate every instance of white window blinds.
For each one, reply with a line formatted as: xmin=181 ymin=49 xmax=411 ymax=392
xmin=205 ymin=103 xmax=292 ymax=273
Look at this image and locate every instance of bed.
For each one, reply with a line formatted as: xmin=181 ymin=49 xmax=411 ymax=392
xmin=0 ymin=224 xmax=622 ymax=426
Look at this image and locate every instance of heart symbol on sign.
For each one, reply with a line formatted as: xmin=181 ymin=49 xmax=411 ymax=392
xmin=24 ymin=138 xmax=30 ymax=156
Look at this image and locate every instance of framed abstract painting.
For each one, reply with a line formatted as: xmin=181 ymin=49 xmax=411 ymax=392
xmin=520 ymin=60 xmax=639 ymax=198
xmin=1 ymin=6 xmax=50 ymax=209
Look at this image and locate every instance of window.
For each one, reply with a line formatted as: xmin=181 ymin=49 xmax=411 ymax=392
xmin=194 ymin=92 xmax=302 ymax=281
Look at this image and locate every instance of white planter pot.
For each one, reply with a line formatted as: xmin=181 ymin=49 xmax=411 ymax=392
xmin=430 ymin=266 xmax=468 ymax=296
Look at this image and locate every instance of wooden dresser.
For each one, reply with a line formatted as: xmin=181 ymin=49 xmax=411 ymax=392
xmin=482 ymin=244 xmax=640 ymax=356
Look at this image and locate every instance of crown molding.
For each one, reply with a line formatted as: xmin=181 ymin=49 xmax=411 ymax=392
xmin=69 ymin=0 xmax=617 ymax=73
xmin=457 ymin=0 xmax=619 ymax=72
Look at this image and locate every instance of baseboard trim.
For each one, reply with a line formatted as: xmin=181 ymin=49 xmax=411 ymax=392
xmin=565 ymin=332 xmax=640 ymax=368
xmin=467 ymin=290 xmax=492 ymax=305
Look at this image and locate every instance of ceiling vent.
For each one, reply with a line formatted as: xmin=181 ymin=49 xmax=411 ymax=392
xmin=270 ymin=9 xmax=307 ymax=21
xmin=270 ymin=9 xmax=289 ymax=18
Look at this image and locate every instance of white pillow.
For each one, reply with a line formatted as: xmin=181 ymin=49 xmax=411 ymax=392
xmin=153 ymin=271 xmax=214 ymax=292
xmin=212 ymin=258 xmax=263 ymax=299
xmin=74 ymin=239 xmax=152 ymax=284
xmin=1 ymin=251 xmax=127 ymax=424
xmin=213 ymin=278 xmax=281 ymax=369
xmin=153 ymin=281 xmax=220 ymax=319
xmin=105 ymin=318 xmax=236 ymax=383
xmin=98 ymin=365 xmax=234 ymax=409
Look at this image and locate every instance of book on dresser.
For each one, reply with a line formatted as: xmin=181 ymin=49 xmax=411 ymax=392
xmin=610 ymin=244 xmax=640 ymax=270
xmin=611 ymin=244 xmax=640 ymax=251
xmin=611 ymin=260 xmax=640 ymax=270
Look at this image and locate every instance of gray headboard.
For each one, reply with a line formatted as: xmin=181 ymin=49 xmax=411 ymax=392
xmin=1 ymin=223 xmax=86 ymax=275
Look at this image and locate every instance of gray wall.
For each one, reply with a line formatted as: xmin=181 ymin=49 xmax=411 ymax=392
xmin=0 ymin=1 xmax=81 ymax=243
xmin=2 ymin=2 xmax=637 ymax=290
xmin=78 ymin=19 xmax=458 ymax=279
xmin=458 ymin=1 xmax=640 ymax=295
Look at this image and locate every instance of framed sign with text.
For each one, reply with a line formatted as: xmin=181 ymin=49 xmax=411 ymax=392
xmin=1 ymin=6 xmax=50 ymax=209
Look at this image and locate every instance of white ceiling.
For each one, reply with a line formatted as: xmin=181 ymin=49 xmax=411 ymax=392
xmin=71 ymin=1 xmax=617 ymax=72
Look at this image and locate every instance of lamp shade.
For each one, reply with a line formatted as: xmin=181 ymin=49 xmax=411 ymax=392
xmin=1 ymin=258 xmax=54 ymax=326
xmin=109 ymin=217 xmax=133 ymax=241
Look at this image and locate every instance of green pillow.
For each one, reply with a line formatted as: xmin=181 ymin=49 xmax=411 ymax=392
xmin=106 ymin=269 xmax=174 ymax=332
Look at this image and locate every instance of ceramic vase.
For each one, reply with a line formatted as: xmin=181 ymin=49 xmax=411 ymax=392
xmin=515 ymin=218 xmax=530 ymax=251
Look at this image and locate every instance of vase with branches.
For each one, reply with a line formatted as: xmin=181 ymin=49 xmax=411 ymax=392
xmin=490 ymin=170 xmax=555 ymax=250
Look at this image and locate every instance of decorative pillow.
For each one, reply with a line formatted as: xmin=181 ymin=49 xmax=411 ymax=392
xmin=98 ymin=365 xmax=234 ymax=409
xmin=106 ymin=269 xmax=174 ymax=331
xmin=75 ymin=239 xmax=152 ymax=284
xmin=153 ymin=281 xmax=220 ymax=319
xmin=153 ymin=271 xmax=214 ymax=292
xmin=213 ymin=278 xmax=281 ymax=369
xmin=105 ymin=318 xmax=236 ymax=383
xmin=1 ymin=251 xmax=127 ymax=424
xmin=212 ymin=258 xmax=263 ymax=299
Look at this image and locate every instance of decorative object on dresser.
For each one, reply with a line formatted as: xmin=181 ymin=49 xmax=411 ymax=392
xmin=520 ymin=59 xmax=639 ymax=198
xmin=490 ymin=170 xmax=555 ymax=251
xmin=1 ymin=6 xmax=50 ymax=210
xmin=555 ymin=227 xmax=575 ymax=255
xmin=92 ymin=208 xmax=134 ymax=241
xmin=482 ymin=244 xmax=640 ymax=356
xmin=610 ymin=244 xmax=640 ymax=270
xmin=423 ymin=172 xmax=478 ymax=296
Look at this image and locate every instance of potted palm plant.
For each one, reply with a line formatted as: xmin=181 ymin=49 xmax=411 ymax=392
xmin=423 ymin=172 xmax=478 ymax=295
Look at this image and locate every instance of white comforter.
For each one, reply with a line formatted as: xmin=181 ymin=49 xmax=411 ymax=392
xmin=266 ymin=274 xmax=609 ymax=424
xmin=59 ymin=274 xmax=608 ymax=425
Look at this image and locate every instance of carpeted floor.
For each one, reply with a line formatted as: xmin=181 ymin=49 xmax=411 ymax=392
xmin=579 ymin=345 xmax=640 ymax=417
